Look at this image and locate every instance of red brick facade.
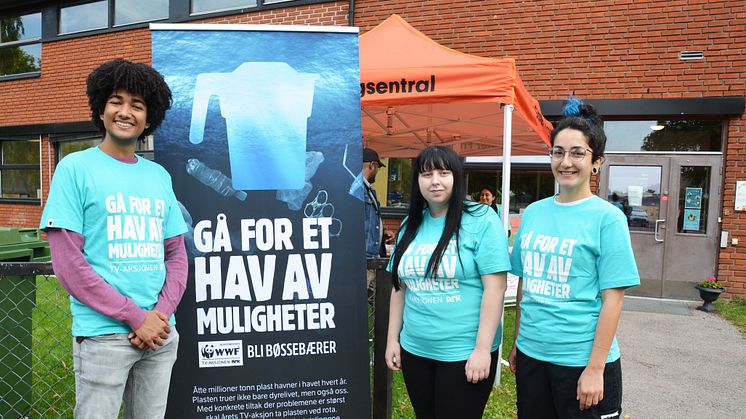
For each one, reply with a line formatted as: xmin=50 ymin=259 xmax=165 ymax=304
xmin=1 ymin=0 xmax=744 ymax=295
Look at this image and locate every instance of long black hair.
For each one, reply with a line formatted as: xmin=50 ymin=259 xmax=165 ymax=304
xmin=390 ymin=146 xmax=485 ymax=290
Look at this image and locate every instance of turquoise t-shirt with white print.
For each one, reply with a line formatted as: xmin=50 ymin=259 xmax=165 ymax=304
xmin=40 ymin=146 xmax=187 ymax=336
xmin=510 ymin=195 xmax=640 ymax=367
xmin=388 ymin=203 xmax=512 ymax=362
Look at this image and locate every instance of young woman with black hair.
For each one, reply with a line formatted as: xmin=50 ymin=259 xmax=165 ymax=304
xmin=478 ymin=185 xmax=502 ymax=219
xmin=385 ymin=146 xmax=511 ymax=418
xmin=508 ymin=99 xmax=640 ymax=419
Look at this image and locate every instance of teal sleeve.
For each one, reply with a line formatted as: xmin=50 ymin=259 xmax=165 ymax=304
xmin=474 ymin=210 xmax=511 ymax=275
xmin=597 ymin=217 xmax=640 ymax=290
xmin=39 ymin=161 xmax=84 ymax=233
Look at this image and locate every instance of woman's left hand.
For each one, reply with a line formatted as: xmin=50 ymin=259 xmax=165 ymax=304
xmin=465 ymin=348 xmax=491 ymax=383
xmin=576 ymin=366 xmax=604 ymax=410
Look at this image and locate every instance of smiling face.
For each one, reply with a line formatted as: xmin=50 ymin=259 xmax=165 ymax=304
xmin=100 ymin=88 xmax=149 ymax=147
xmin=479 ymin=188 xmax=495 ymax=205
xmin=551 ymin=128 xmax=603 ymax=201
xmin=418 ymin=168 xmax=454 ymax=212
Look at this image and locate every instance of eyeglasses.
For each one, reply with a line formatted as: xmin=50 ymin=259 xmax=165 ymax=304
xmin=548 ymin=146 xmax=593 ymax=161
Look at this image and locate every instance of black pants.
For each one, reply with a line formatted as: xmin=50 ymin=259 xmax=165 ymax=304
xmin=515 ymin=349 xmax=623 ymax=419
xmin=400 ymin=348 xmax=498 ymax=419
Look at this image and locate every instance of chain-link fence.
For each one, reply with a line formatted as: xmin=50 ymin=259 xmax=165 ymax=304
xmin=0 ymin=261 xmax=394 ymax=419
xmin=0 ymin=262 xmax=74 ymax=419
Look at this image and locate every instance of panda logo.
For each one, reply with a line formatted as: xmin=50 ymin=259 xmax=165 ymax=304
xmin=201 ymin=344 xmax=215 ymax=359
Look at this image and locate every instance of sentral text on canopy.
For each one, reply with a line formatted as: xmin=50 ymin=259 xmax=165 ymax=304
xmin=360 ymin=75 xmax=436 ymax=97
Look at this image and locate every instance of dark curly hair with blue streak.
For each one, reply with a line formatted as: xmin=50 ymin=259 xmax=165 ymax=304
xmin=86 ymin=58 xmax=172 ymax=141
xmin=550 ymin=97 xmax=606 ymax=163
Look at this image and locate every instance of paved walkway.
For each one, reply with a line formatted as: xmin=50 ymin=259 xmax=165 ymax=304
xmin=617 ymin=297 xmax=746 ymax=419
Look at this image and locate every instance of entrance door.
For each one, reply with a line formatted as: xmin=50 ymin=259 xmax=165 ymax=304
xmin=599 ymin=155 xmax=722 ymax=299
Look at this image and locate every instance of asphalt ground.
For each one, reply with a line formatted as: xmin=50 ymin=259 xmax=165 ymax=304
xmin=617 ymin=297 xmax=746 ymax=419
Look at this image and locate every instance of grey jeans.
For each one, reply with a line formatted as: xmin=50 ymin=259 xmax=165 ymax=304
xmin=72 ymin=327 xmax=179 ymax=419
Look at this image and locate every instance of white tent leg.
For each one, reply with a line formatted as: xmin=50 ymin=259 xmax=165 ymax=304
xmin=495 ymin=104 xmax=513 ymax=387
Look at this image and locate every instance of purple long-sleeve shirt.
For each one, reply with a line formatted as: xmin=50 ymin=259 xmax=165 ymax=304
xmin=47 ymin=228 xmax=188 ymax=331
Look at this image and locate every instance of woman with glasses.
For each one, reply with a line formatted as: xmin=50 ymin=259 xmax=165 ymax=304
xmin=385 ymin=146 xmax=511 ymax=418
xmin=508 ymin=99 xmax=640 ymax=419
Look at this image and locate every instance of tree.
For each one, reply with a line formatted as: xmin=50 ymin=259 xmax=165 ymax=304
xmin=0 ymin=17 xmax=41 ymax=76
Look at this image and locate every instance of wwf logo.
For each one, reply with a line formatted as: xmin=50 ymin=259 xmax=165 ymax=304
xmin=201 ymin=344 xmax=215 ymax=359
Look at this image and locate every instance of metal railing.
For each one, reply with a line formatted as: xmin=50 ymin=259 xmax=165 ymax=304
xmin=0 ymin=261 xmax=394 ymax=419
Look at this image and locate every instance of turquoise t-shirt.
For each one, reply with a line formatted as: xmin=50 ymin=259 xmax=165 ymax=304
xmin=509 ymin=195 xmax=640 ymax=367
xmin=40 ymin=146 xmax=188 ymax=336
xmin=388 ymin=203 xmax=512 ymax=362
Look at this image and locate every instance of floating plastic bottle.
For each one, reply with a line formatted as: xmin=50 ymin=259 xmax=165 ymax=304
xmin=185 ymin=158 xmax=247 ymax=201
xmin=276 ymin=151 xmax=324 ymax=210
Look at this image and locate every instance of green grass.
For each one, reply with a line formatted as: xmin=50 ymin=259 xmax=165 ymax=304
xmin=31 ymin=275 xmax=75 ymax=418
xmin=715 ymin=296 xmax=746 ymax=338
xmin=391 ymin=307 xmax=518 ymax=419
xmin=32 ymin=278 xmax=519 ymax=418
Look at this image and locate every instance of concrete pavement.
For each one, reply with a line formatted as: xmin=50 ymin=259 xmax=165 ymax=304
xmin=617 ymin=297 xmax=746 ymax=419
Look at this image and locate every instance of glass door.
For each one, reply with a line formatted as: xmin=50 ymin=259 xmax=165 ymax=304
xmin=599 ymin=157 xmax=670 ymax=298
xmin=661 ymin=155 xmax=721 ymax=299
xmin=600 ymin=155 xmax=722 ymax=299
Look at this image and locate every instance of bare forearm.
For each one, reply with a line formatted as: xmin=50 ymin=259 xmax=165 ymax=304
xmin=475 ymin=273 xmax=507 ymax=351
xmin=387 ymin=287 xmax=405 ymax=344
xmin=587 ymin=288 xmax=625 ymax=368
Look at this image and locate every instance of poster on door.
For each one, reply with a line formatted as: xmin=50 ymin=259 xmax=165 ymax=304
xmin=683 ymin=209 xmax=701 ymax=231
xmin=685 ymin=187 xmax=702 ymax=209
xmin=151 ymin=24 xmax=370 ymax=418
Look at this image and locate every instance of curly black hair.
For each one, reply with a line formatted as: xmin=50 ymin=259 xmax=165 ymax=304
xmin=86 ymin=58 xmax=172 ymax=140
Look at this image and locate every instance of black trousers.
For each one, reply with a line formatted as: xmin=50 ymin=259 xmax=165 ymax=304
xmin=400 ymin=348 xmax=499 ymax=419
xmin=515 ymin=348 xmax=623 ymax=419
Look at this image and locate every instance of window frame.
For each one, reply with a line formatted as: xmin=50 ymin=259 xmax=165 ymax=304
xmin=58 ymin=0 xmax=109 ymax=35
xmin=114 ymin=0 xmax=170 ymax=27
xmin=0 ymin=10 xmax=43 ymax=79
xmin=51 ymin=132 xmax=154 ymax=164
xmin=0 ymin=135 xmax=42 ymax=203
xmin=0 ymin=0 xmax=338 ymax=82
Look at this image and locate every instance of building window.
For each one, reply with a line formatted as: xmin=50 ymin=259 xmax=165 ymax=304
xmin=59 ymin=1 xmax=108 ymax=34
xmin=115 ymin=0 xmax=169 ymax=26
xmin=604 ymin=120 xmax=724 ymax=152
xmin=0 ymin=12 xmax=42 ymax=77
xmin=52 ymin=132 xmax=153 ymax=163
xmin=385 ymin=158 xmax=412 ymax=208
xmin=466 ymin=169 xmax=555 ymax=214
xmin=191 ymin=0 xmax=258 ymax=14
xmin=57 ymin=137 xmax=101 ymax=162
xmin=0 ymin=137 xmax=41 ymax=201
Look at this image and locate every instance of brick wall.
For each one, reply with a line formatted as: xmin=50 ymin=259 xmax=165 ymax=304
xmin=355 ymin=0 xmax=745 ymax=100
xmin=0 ymin=1 xmax=348 ymax=230
xmin=1 ymin=0 xmax=744 ymax=295
xmin=355 ymin=0 xmax=746 ymax=297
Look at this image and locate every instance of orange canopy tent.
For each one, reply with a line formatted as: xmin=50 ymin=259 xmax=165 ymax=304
xmin=359 ymin=14 xmax=553 ymax=228
xmin=359 ymin=14 xmax=553 ymax=159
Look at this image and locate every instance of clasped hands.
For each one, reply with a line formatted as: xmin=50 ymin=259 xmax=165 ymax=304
xmin=128 ymin=310 xmax=170 ymax=351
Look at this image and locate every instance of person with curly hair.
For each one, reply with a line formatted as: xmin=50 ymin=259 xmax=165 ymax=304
xmin=40 ymin=58 xmax=187 ymax=419
xmin=508 ymin=98 xmax=639 ymax=419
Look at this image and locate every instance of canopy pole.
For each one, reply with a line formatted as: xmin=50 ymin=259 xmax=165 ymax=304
xmin=495 ymin=103 xmax=513 ymax=388
xmin=501 ymin=104 xmax=513 ymax=234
